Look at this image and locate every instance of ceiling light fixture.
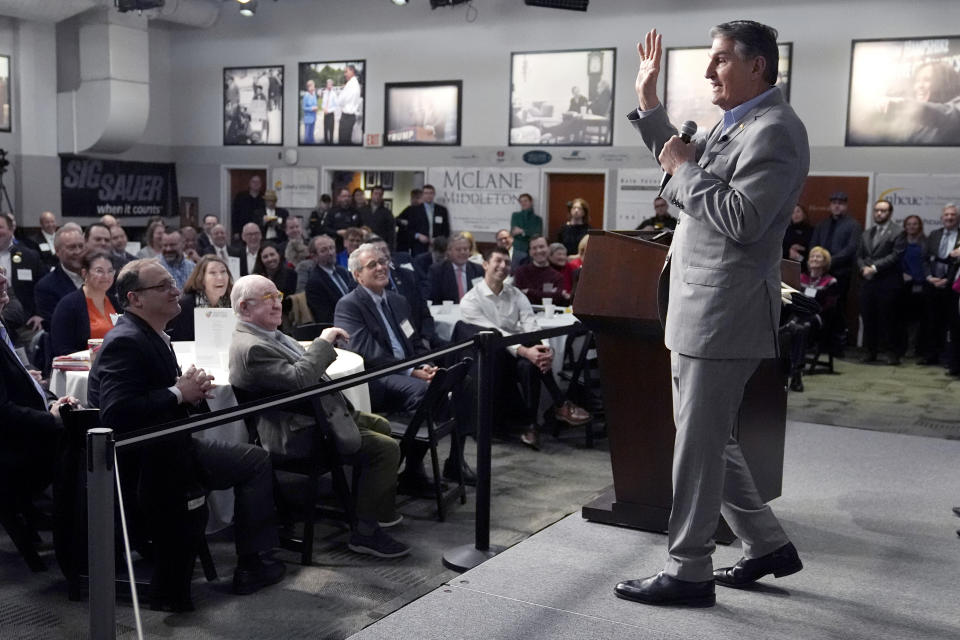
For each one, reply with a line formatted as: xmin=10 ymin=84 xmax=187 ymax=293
xmin=239 ymin=0 xmax=257 ymax=16
xmin=391 ymin=0 xmax=408 ymax=5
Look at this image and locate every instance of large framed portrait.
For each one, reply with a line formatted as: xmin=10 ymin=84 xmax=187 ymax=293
xmin=223 ymin=65 xmax=283 ymax=145
xmin=664 ymin=44 xmax=791 ymax=133
xmin=384 ymin=80 xmax=462 ymax=146
xmin=509 ymin=48 xmax=615 ymax=146
xmin=846 ymin=36 xmax=960 ymax=146
xmin=0 ymin=55 xmax=10 ymax=132
xmin=298 ymin=59 xmax=365 ymax=146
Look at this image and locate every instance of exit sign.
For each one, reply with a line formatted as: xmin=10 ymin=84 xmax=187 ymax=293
xmin=365 ymin=133 xmax=382 ymax=148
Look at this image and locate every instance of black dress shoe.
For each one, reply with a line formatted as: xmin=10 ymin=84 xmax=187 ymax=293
xmin=714 ymin=541 xmax=802 ymax=588
xmin=232 ymin=558 xmax=286 ymax=595
xmin=397 ymin=472 xmax=445 ymax=498
xmin=442 ymin=457 xmax=477 ymax=486
xmin=614 ymin=572 xmax=715 ymax=607
xmin=789 ymin=375 xmax=804 ymax=392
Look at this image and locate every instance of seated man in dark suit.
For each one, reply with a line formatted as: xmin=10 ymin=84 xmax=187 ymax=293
xmin=30 ymin=210 xmax=59 ymax=271
xmin=34 ymin=226 xmax=86 ymax=329
xmin=428 ymin=233 xmax=484 ymax=305
xmin=228 ymin=275 xmax=408 ymax=558
xmin=367 ymin=236 xmax=437 ymax=348
xmin=229 ymin=223 xmax=262 ymax=278
xmin=0 ymin=268 xmax=76 ymax=549
xmin=0 ymin=213 xmax=44 ymax=347
xmin=413 ymin=235 xmax=447 ymax=301
xmin=335 ymin=243 xmax=473 ymax=490
xmin=305 ymin=234 xmax=356 ymax=323
xmin=88 ymin=259 xmax=284 ymax=607
xmin=109 ymin=224 xmax=138 ymax=268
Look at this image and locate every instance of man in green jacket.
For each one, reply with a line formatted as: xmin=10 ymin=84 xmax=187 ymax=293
xmin=509 ymin=193 xmax=542 ymax=261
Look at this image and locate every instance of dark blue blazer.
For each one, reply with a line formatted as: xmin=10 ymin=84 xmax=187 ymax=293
xmin=35 ymin=265 xmax=80 ymax=328
xmin=388 ymin=263 xmax=436 ymax=346
xmin=428 ymin=259 xmax=483 ymax=305
xmin=305 ymin=264 xmax=356 ymax=324
xmin=7 ymin=244 xmax=44 ymax=317
xmin=333 ymin=287 xmax=428 ymax=370
xmin=0 ymin=330 xmax=58 ymax=440
xmin=49 ymin=288 xmax=120 ymax=357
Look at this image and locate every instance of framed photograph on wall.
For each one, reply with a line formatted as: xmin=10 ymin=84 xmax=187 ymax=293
xmin=847 ymin=36 xmax=960 ymax=146
xmin=380 ymin=171 xmax=394 ymax=190
xmin=298 ymin=59 xmax=365 ymax=146
xmin=384 ymin=80 xmax=462 ymax=146
xmin=364 ymin=171 xmax=379 ymax=188
xmin=223 ymin=65 xmax=284 ymax=146
xmin=0 ymin=55 xmax=10 ymax=133
xmin=664 ymin=43 xmax=792 ymax=133
xmin=509 ymin=48 xmax=615 ymax=146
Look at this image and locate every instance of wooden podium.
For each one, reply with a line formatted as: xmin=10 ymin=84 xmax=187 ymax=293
xmin=573 ymin=230 xmax=790 ymax=542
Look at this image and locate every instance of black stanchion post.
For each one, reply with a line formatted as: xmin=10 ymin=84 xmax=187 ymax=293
xmin=87 ymin=427 xmax=116 ymax=640
xmin=443 ymin=330 xmax=505 ymax=571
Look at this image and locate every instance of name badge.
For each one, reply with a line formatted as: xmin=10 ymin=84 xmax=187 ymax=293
xmin=401 ymin=262 xmax=415 ymax=271
xmin=803 ymin=286 xmax=817 ymax=298
xmin=187 ymin=496 xmax=206 ymax=511
xmin=400 ymin=318 xmax=415 ymax=339
xmin=543 ymin=282 xmax=556 ymax=293
xmin=17 ymin=269 xmax=32 ymax=281
xmin=39 ymin=242 xmax=51 ymax=252
xmin=434 ymin=216 xmax=443 ymax=224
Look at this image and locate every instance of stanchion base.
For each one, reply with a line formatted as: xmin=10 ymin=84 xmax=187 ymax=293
xmin=442 ymin=544 xmax=506 ymax=572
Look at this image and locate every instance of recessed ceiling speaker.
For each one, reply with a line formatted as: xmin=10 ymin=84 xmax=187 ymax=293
xmin=524 ymin=0 xmax=588 ymax=11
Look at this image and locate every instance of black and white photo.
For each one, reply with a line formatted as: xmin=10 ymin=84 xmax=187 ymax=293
xmin=384 ymin=80 xmax=462 ymax=146
xmin=664 ymin=43 xmax=791 ymax=132
xmin=0 ymin=55 xmax=9 ymax=132
xmin=298 ymin=59 xmax=365 ymax=145
xmin=223 ymin=65 xmax=283 ymax=145
xmin=509 ymin=48 xmax=615 ymax=146
xmin=847 ymin=36 xmax=960 ymax=146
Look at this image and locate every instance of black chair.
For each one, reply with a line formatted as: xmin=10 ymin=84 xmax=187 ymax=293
xmin=293 ymin=323 xmax=334 ymax=342
xmin=53 ymin=406 xmax=216 ymax=602
xmin=556 ymin=328 xmax=604 ymax=448
xmin=388 ymin=358 xmax=472 ymax=521
xmin=232 ymin=386 xmax=357 ymax=566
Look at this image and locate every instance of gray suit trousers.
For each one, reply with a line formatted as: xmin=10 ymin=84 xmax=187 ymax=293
xmin=665 ymin=352 xmax=788 ymax=582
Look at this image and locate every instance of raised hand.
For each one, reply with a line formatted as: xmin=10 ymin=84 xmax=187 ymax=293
xmin=636 ymin=28 xmax=663 ymax=111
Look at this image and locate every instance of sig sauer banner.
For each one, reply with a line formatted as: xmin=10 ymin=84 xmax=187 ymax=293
xmin=61 ymin=156 xmax=179 ymax=218
xmin=426 ymin=167 xmax=541 ymax=233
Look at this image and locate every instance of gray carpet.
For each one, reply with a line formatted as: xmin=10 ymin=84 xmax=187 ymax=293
xmin=353 ymin=421 xmax=960 ymax=640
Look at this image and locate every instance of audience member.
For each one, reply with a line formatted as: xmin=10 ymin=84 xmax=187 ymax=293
xmin=368 ymin=236 xmax=436 ymax=347
xmin=784 ymin=246 xmax=839 ymax=392
xmin=428 ymin=233 xmax=483 ymax=304
xmin=253 ymin=242 xmax=297 ymax=298
xmin=137 ymin=219 xmax=166 ymax=259
xmin=318 ymin=188 xmax=361 ymax=249
xmin=857 ymin=200 xmax=906 ymax=364
xmin=85 ymin=223 xmax=117 ymax=269
xmin=35 ymin=227 xmax=85 ymax=328
xmin=352 ymin=188 xmax=368 ymax=214
xmin=256 ymin=190 xmax=288 ymax=242
xmin=159 ymin=229 xmax=197 ymax=291
xmin=31 ymin=210 xmax=59 ymax=270
xmin=460 ymin=231 xmax=483 ymax=265
xmin=361 ymin=186 xmax=397 ymax=250
xmin=570 ymin=234 xmax=590 ymax=299
xmin=280 ymin=215 xmax=310 ymax=266
xmin=897 ymin=215 xmax=927 ymax=358
xmin=460 ymin=246 xmax=591 ymax=449
xmin=50 ymin=251 xmax=118 ymax=356
xmin=99 ymin=214 xmax=118 ymax=228
xmin=783 ymin=203 xmax=813 ymax=263
xmin=305 ymin=234 xmax=356 ymax=323
xmin=232 ymin=174 xmax=265 ymax=243
xmin=0 ymin=213 xmax=43 ymax=346
xmin=514 ymin=235 xmax=570 ymax=305
xmin=231 ymin=222 xmax=262 ymax=277
xmin=396 ymin=185 xmax=449 ymax=257
xmin=920 ymin=203 xmax=960 ymax=371
xmin=168 ymin=255 xmax=234 ymax=342
xmin=228 ymin=274 xmax=409 ymax=558
xmin=109 ymin=225 xmax=137 ymax=267
xmin=179 ymin=226 xmax=202 ymax=264
xmin=412 ymin=235 xmax=447 ymax=290
xmin=809 ymin=191 xmax=862 ymax=324
xmin=548 ymin=242 xmax=576 ymax=298
xmin=308 ymin=193 xmax=332 ymax=238
xmin=203 ymin=223 xmax=232 ymax=262
xmin=636 ymin=197 xmax=677 ymax=233
xmin=495 ymin=228 xmax=515 ymax=264
xmin=335 ymin=243 xmax=468 ymax=493
xmin=510 ymin=193 xmax=543 ymax=260
xmin=395 ymin=189 xmax=423 ymax=254
xmin=337 ymin=227 xmax=365 ymax=268
xmin=196 ymin=214 xmax=219 ymax=254
xmin=88 ymin=259 xmax=283 ymax=606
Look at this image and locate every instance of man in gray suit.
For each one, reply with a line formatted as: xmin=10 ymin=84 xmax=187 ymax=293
xmin=228 ymin=275 xmax=409 ymax=558
xmin=615 ymin=21 xmax=809 ymax=608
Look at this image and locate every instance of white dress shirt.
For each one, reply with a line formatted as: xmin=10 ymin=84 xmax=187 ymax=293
xmin=339 ymin=76 xmax=361 ymax=116
xmin=460 ymin=279 xmax=542 ymax=357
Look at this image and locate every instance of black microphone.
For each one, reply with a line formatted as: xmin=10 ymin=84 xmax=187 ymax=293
xmin=658 ymin=120 xmax=698 ymax=196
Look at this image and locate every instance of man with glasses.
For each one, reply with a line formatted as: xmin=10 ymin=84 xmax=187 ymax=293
xmin=305 ymin=234 xmax=356 ymax=323
xmin=856 ymin=200 xmax=906 ymax=364
xmin=89 ymin=259 xmax=284 ymax=607
xmin=229 ymin=274 xmax=409 ymax=558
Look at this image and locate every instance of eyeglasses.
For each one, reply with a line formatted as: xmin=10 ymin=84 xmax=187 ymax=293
xmin=362 ymin=257 xmax=390 ymax=270
xmin=247 ymin=291 xmax=284 ymax=303
xmin=89 ymin=267 xmax=116 ymax=277
xmin=874 ymin=207 xmax=891 ymax=212
xmin=134 ymin=279 xmax=178 ymax=293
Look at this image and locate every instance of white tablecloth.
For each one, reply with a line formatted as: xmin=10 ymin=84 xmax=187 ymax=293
xmin=429 ymin=304 xmax=580 ymax=374
xmin=51 ymin=342 xmax=369 ymax=532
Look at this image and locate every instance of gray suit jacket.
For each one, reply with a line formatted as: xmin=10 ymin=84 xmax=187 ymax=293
xmin=629 ymin=88 xmax=810 ymax=359
xmin=228 ymin=323 xmax=361 ymax=458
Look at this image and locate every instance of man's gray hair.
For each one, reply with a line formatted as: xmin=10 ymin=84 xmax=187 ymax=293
xmin=231 ymin=274 xmax=271 ymax=313
xmin=710 ymin=20 xmax=780 ymax=86
xmin=348 ymin=243 xmax=381 ymax=274
xmin=548 ymin=242 xmax=567 ymax=255
xmin=944 ymin=202 xmax=958 ymax=211
xmin=54 ymin=225 xmax=83 ymax=250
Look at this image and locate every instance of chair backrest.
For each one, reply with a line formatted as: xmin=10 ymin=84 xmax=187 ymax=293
xmin=293 ymin=322 xmax=334 ymax=342
xmin=229 ymin=386 xmax=264 ymax=445
xmin=287 ymin=292 xmax=315 ymax=327
xmin=398 ymin=357 xmax=473 ymax=444
xmin=231 ymin=384 xmax=341 ymax=457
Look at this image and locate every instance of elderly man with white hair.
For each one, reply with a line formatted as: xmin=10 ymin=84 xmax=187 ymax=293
xmin=228 ymin=274 xmax=409 ymax=558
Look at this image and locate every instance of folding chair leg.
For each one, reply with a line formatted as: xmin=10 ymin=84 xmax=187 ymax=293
xmin=428 ymin=442 xmax=445 ymax=522
xmin=198 ymin=538 xmax=217 ymax=582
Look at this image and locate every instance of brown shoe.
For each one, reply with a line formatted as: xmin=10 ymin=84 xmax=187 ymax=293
xmin=554 ymin=400 xmax=591 ymax=426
